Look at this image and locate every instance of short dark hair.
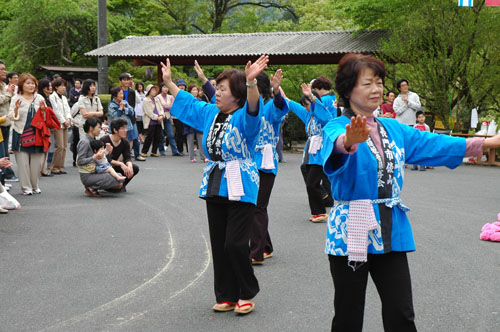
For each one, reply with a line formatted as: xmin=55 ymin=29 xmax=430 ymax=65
xmin=75 ymin=78 xmax=83 ymax=84
xmin=216 ymin=69 xmax=247 ymax=108
xmin=90 ymin=139 xmax=105 ymax=153
xmin=386 ymin=90 xmax=395 ymax=97
xmin=396 ymin=79 xmax=409 ymax=91
xmin=159 ymin=82 xmax=167 ymax=90
xmin=110 ymin=118 xmax=128 ymax=134
xmin=81 ymin=79 xmax=96 ymax=96
xmin=299 ymin=94 xmax=310 ymax=107
xmin=7 ymin=72 xmax=18 ymax=81
xmin=311 ymin=76 xmax=331 ymax=91
xmin=335 ymin=53 xmax=386 ymax=108
xmin=37 ymin=78 xmax=51 ymax=95
xmin=256 ymin=72 xmax=272 ymax=101
xmin=83 ymin=117 xmax=102 ymax=133
xmin=0 ymin=60 xmax=4 ymax=65
xmin=110 ymin=86 xmax=122 ymax=98
xmin=416 ymin=110 xmax=425 ymax=118
xmin=53 ymin=78 xmax=66 ymax=89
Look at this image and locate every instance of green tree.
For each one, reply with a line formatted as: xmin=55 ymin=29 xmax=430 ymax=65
xmin=339 ymin=0 xmax=500 ymax=129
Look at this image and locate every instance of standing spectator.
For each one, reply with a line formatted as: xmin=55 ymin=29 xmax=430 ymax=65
xmin=118 ymin=73 xmax=143 ymax=161
xmin=0 ymin=61 xmax=18 ymax=182
xmin=100 ymin=118 xmax=140 ymax=192
xmin=38 ymin=78 xmax=54 ymax=177
xmin=9 ymin=74 xmax=60 ymax=195
xmin=393 ymin=79 xmax=421 ymax=126
xmin=68 ymin=79 xmax=82 ymax=167
xmin=157 ymin=82 xmax=182 ymax=156
xmin=68 ymin=79 xmax=82 ymax=107
xmin=48 ymin=78 xmax=72 ymax=174
xmin=381 ymin=90 xmax=396 ymax=118
xmin=141 ymin=85 xmax=164 ymax=157
xmin=185 ymin=84 xmax=207 ymax=162
xmin=172 ymin=79 xmax=187 ymax=155
xmin=77 ymin=79 xmax=103 ymax=138
xmin=107 ymin=86 xmax=144 ymax=160
xmin=411 ymin=110 xmax=431 ymax=171
xmin=135 ymin=81 xmax=146 ymax=143
xmin=6 ymin=72 xmax=18 ymax=94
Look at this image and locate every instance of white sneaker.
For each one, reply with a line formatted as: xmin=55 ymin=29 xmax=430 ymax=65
xmin=33 ymin=188 xmax=42 ymax=194
xmin=5 ymin=183 xmax=12 ymax=188
xmin=23 ymin=190 xmax=33 ymax=196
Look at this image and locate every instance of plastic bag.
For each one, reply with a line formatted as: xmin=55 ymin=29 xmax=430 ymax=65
xmin=487 ymin=120 xmax=497 ymax=136
xmin=0 ymin=190 xmax=21 ymax=210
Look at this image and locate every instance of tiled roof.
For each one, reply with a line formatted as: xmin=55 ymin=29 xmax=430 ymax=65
xmin=85 ymin=30 xmax=386 ymax=58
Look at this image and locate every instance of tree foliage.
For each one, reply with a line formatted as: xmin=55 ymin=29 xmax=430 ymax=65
xmin=339 ymin=0 xmax=500 ymax=128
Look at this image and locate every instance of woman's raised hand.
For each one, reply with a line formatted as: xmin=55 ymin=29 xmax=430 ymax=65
xmin=270 ymin=69 xmax=283 ymax=94
xmin=300 ymin=83 xmax=313 ymax=100
xmin=245 ymin=55 xmax=269 ymax=82
xmin=39 ymin=100 xmax=46 ymax=112
xmin=194 ymin=60 xmax=208 ymax=84
xmin=344 ymin=115 xmax=371 ymax=149
xmin=160 ymin=58 xmax=173 ymax=84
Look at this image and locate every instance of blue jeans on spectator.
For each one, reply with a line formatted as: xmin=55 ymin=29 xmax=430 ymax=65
xmin=159 ymin=118 xmax=179 ymax=155
xmin=1 ymin=126 xmax=16 ymax=179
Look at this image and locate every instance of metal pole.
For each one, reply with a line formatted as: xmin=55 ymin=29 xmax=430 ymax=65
xmin=97 ymin=0 xmax=108 ymax=94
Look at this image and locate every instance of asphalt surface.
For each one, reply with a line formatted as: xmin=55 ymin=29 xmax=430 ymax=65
xmin=1 ymin=151 xmax=500 ymax=332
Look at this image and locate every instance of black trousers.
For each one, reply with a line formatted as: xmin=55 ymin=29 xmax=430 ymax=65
xmin=329 ymin=253 xmax=417 ymax=332
xmin=206 ymin=198 xmax=260 ymax=303
xmin=173 ymin=118 xmax=185 ymax=152
xmin=301 ymin=164 xmax=333 ymax=208
xmin=112 ymin=163 xmax=139 ymax=188
xmin=250 ymin=171 xmax=275 ymax=260
xmin=71 ymin=126 xmax=80 ymax=163
xmin=141 ymin=124 xmax=162 ymax=154
xmin=305 ymin=164 xmax=327 ymax=215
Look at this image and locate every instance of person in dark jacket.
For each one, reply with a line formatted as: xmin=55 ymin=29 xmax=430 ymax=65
xmin=119 ymin=73 xmax=144 ymax=161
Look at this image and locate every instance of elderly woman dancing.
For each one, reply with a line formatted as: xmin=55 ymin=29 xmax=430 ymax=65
xmin=321 ymin=53 xmax=500 ymax=332
xmin=161 ymin=55 xmax=269 ymax=314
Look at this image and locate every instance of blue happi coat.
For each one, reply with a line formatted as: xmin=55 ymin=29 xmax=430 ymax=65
xmin=322 ymin=116 xmax=466 ymax=256
xmin=319 ymin=94 xmax=338 ymax=118
xmin=254 ymin=99 xmax=289 ymax=176
xmin=170 ymin=90 xmax=263 ymax=204
xmin=288 ymin=99 xmax=333 ymax=166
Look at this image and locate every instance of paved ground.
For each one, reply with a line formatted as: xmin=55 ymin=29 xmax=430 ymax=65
xmin=1 ymin=151 xmax=500 ymax=332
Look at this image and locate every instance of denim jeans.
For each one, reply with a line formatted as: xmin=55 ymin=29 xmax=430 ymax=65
xmin=1 ymin=126 xmax=15 ymax=178
xmin=159 ymin=118 xmax=179 ymax=155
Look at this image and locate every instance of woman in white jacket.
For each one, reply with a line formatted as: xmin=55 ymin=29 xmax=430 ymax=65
xmin=48 ymin=78 xmax=72 ymax=174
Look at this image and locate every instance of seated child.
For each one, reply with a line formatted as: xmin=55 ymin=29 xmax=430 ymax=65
xmin=412 ymin=110 xmax=431 ymax=171
xmin=97 ymin=115 xmax=110 ymax=139
xmin=89 ymin=140 xmax=126 ymax=182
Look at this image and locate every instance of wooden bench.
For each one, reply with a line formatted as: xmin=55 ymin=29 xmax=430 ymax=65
xmin=450 ymin=133 xmax=500 ymax=166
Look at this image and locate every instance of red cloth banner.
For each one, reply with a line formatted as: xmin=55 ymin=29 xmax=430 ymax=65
xmin=486 ymin=0 xmax=500 ymax=6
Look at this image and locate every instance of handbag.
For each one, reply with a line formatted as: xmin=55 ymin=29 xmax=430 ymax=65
xmin=20 ymin=127 xmax=36 ymax=147
xmin=20 ymin=100 xmax=37 ymax=147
